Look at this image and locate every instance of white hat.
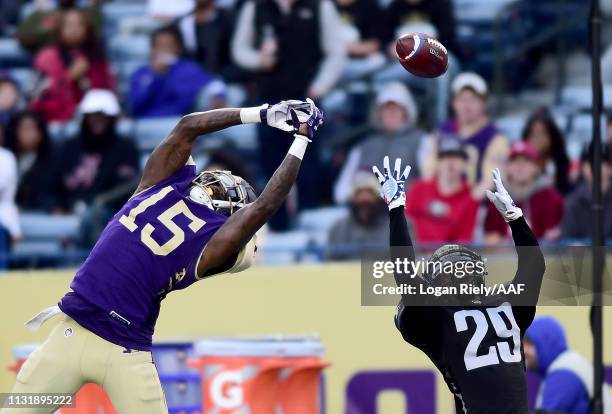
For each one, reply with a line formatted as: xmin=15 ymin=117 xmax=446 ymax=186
xmin=350 ymin=170 xmax=380 ymax=197
xmin=79 ymin=89 xmax=120 ymax=116
xmin=451 ymin=72 xmax=488 ymax=96
xmin=375 ymin=81 xmax=418 ymax=124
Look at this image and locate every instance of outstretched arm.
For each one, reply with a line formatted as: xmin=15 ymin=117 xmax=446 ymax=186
xmin=197 ymin=108 xmax=324 ymax=276
xmin=135 ymin=101 xmax=315 ymax=194
xmin=135 ymin=108 xmax=243 ymax=194
xmin=486 ymin=168 xmax=545 ymax=304
xmin=373 ymin=156 xmax=431 ymax=347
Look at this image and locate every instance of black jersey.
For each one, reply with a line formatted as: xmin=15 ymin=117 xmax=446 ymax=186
xmin=388 ymin=208 xmax=545 ymax=414
xmin=396 ymin=302 xmax=535 ymax=414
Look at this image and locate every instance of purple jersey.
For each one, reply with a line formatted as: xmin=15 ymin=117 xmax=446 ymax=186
xmin=438 ymin=119 xmax=499 ymax=183
xmin=59 ymin=160 xmax=228 ymax=350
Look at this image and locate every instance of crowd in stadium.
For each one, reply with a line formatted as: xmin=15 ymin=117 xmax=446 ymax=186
xmin=0 ymin=0 xmax=611 ymax=267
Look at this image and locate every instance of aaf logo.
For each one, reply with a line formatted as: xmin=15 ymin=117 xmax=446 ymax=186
xmin=210 ymin=370 xmax=244 ymax=409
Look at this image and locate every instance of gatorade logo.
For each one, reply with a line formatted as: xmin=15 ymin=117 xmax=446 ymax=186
xmin=210 ymin=370 xmax=243 ymax=409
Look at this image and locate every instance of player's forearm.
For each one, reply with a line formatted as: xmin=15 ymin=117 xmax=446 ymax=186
xmin=253 ymin=151 xmax=302 ymax=219
xmin=175 ymin=108 xmax=242 ymax=140
xmin=389 ymin=206 xmax=416 ymax=287
xmin=510 ymin=217 xmax=545 ymax=299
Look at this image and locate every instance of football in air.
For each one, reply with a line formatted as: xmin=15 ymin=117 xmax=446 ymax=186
xmin=396 ymin=33 xmax=449 ymax=78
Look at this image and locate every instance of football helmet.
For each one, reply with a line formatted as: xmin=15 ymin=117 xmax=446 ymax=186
xmin=422 ymin=244 xmax=487 ymax=288
xmin=189 ymin=171 xmax=257 ymax=216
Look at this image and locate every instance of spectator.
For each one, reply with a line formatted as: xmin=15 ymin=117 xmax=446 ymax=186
xmin=231 ymin=0 xmax=346 ymax=229
xmin=327 ymin=171 xmax=388 ymax=260
xmin=522 ymin=107 xmax=571 ymax=194
xmin=48 ymin=90 xmax=139 ymax=213
xmin=484 ymin=141 xmax=563 ymax=244
xmin=148 ymin=0 xmax=195 ymax=21
xmin=335 ymin=0 xmax=386 ymax=80
xmin=0 ymin=141 xmax=22 ymax=247
xmin=382 ymin=0 xmax=459 ymax=59
xmin=5 ymin=111 xmax=55 ymax=210
xmin=232 ymin=0 xmax=346 ymax=101
xmin=31 ymin=8 xmax=114 ymax=122
xmin=0 ymin=75 xmax=21 ymax=127
xmin=334 ymin=82 xmax=424 ymax=204
xmin=561 ymin=144 xmax=612 ymax=240
xmin=424 ymin=72 xmax=509 ymax=200
xmin=129 ymin=25 xmax=226 ymax=118
xmin=178 ymin=0 xmax=241 ymax=80
xmin=0 ymin=0 xmax=22 ymax=36
xmin=523 ymin=316 xmax=612 ymax=414
xmin=405 ymin=139 xmax=478 ymax=244
xmin=17 ymin=0 xmax=103 ymax=53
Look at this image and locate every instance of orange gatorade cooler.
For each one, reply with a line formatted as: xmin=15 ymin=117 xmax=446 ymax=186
xmin=8 ymin=344 xmax=116 ymax=414
xmin=188 ymin=336 xmax=329 ymax=414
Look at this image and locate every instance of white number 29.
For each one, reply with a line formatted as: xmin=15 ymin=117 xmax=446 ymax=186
xmin=119 ymin=186 xmax=206 ymax=256
xmin=453 ymin=302 xmax=522 ymax=371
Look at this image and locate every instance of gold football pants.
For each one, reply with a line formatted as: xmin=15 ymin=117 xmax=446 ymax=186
xmin=1 ymin=314 xmax=167 ymax=414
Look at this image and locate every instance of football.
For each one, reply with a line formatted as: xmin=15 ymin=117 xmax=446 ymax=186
xmin=396 ymin=33 xmax=449 ymax=78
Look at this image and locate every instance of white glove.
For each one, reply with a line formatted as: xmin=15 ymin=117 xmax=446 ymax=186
xmin=372 ymin=156 xmax=411 ymax=210
xmin=486 ymin=168 xmax=523 ymax=222
xmin=264 ymin=98 xmax=316 ymax=132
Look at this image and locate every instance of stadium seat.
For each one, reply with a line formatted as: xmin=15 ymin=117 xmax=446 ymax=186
xmin=565 ymin=113 xmax=607 ymax=160
xmin=13 ymin=213 xmax=81 ymax=259
xmin=8 ymin=67 xmax=35 ymax=90
xmin=0 ymin=37 xmax=29 ymax=67
xmin=560 ymin=84 xmax=612 ymax=110
xmin=495 ymin=115 xmax=527 ymax=142
xmin=454 ymin=0 xmax=515 ymax=21
xmin=134 ymin=117 xmax=182 ymax=150
xmin=19 ymin=213 xmax=80 ymax=240
xmin=108 ymin=35 xmax=150 ymax=62
xmin=260 ymin=231 xmax=312 ymax=264
xmin=297 ymin=207 xmax=348 ymax=234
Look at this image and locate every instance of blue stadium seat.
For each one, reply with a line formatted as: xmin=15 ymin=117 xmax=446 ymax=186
xmin=134 ymin=117 xmax=182 ymax=150
xmin=108 ymin=35 xmax=150 ymax=62
xmin=565 ymin=113 xmax=607 ymax=160
xmin=260 ymin=230 xmax=312 ymax=264
xmin=13 ymin=213 xmax=81 ymax=257
xmin=8 ymin=67 xmax=35 ymax=91
xmin=495 ymin=115 xmax=527 ymax=142
xmin=0 ymin=37 xmax=29 ymax=68
xmin=560 ymin=84 xmax=612 ymax=111
xmin=297 ymin=207 xmax=348 ymax=234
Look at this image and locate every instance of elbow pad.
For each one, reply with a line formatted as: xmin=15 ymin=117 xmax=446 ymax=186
xmin=226 ymin=235 xmax=258 ymax=274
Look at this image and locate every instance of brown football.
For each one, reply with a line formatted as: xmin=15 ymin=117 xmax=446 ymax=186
xmin=396 ymin=33 xmax=449 ymax=78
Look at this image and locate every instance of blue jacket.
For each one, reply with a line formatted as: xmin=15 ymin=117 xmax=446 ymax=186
xmin=129 ymin=59 xmax=222 ymax=118
xmin=526 ymin=316 xmax=590 ymax=414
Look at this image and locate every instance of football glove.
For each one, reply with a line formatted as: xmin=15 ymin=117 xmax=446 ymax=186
xmin=486 ymin=168 xmax=523 ymax=222
xmin=262 ymin=98 xmax=317 ymax=133
xmin=372 ymin=156 xmax=411 ymax=210
xmin=289 ymin=102 xmax=323 ymax=140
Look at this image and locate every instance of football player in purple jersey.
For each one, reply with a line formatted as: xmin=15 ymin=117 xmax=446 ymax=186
xmin=2 ymin=99 xmax=323 ymax=414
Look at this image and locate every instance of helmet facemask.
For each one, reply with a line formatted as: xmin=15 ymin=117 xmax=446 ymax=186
xmin=189 ymin=171 xmax=257 ymax=216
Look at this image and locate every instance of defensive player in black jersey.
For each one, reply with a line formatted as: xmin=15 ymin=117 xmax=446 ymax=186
xmin=372 ymin=156 xmax=546 ymax=414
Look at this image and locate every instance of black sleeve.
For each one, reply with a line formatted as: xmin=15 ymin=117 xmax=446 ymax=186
xmin=389 ymin=206 xmax=434 ymax=348
xmin=389 ymin=205 xmax=416 ymax=287
xmin=508 ymin=217 xmax=545 ymax=325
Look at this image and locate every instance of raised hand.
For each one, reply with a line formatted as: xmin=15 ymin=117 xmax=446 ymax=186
xmin=485 ymin=168 xmax=523 ymax=222
xmin=372 ymin=155 xmax=411 ymax=210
